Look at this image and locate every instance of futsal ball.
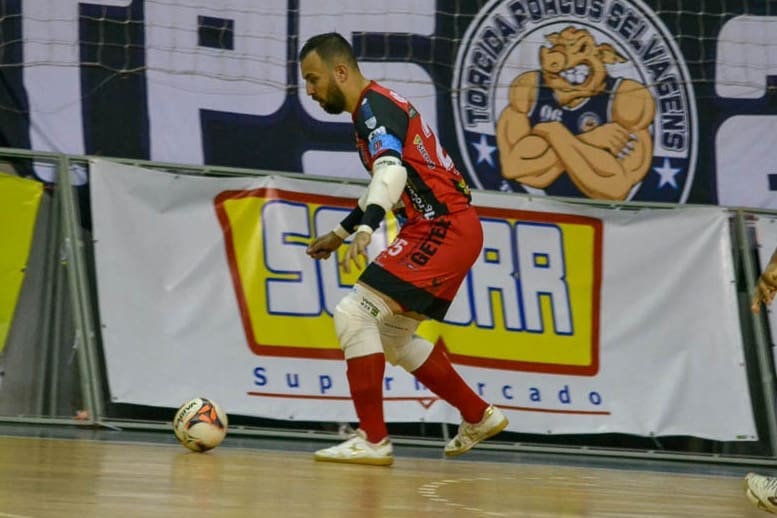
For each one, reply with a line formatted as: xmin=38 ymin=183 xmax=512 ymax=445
xmin=173 ymin=397 xmax=228 ymax=452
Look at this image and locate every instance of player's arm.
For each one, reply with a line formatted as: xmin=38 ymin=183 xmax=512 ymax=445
xmin=306 ymin=187 xmax=369 ymax=260
xmin=310 ymin=153 xmax=405 ymax=263
xmin=339 ymin=92 xmax=409 ymax=272
xmin=340 ymin=155 xmax=407 ymax=273
xmin=309 ymin=92 xmax=409 ymax=263
xmin=752 ymin=247 xmax=777 ymax=313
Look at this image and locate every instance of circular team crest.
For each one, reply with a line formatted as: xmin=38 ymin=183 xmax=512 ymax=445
xmin=452 ymin=0 xmax=698 ymax=202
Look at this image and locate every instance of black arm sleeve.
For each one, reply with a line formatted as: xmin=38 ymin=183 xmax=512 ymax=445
xmin=341 ymin=204 xmax=386 ymax=233
xmin=361 ymin=205 xmax=386 ymax=231
xmin=339 ymin=205 xmax=365 ymax=234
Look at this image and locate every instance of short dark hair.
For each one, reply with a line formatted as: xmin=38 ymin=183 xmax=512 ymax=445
xmin=299 ymin=32 xmax=359 ymax=69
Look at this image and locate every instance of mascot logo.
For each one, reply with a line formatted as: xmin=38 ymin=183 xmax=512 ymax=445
xmin=453 ymin=0 xmax=697 ymax=202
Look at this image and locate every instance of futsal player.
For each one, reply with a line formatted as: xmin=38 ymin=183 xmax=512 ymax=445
xmin=746 ymin=245 xmax=777 ymax=513
xmin=299 ymin=32 xmax=508 ymax=466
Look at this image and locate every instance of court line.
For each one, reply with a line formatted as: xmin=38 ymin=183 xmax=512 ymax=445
xmin=418 ymin=478 xmax=509 ymax=517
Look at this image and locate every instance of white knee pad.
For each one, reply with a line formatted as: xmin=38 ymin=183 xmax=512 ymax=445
xmin=379 ymin=314 xmax=433 ymax=372
xmin=334 ymin=284 xmax=392 ymax=360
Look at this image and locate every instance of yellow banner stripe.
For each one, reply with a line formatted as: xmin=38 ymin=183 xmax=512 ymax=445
xmin=0 ymin=173 xmax=44 ymax=353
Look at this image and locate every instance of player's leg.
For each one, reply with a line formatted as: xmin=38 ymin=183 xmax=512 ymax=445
xmin=313 ymin=284 xmax=393 ymax=466
xmin=379 ymin=313 xmax=431 ymax=371
xmin=376 ymin=208 xmax=509 ymax=455
xmin=381 ymin=315 xmax=488 ymax=421
xmin=380 ymin=314 xmax=507 ymax=456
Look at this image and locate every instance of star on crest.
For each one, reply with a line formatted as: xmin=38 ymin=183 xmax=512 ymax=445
xmin=653 ymin=157 xmax=682 ymax=189
xmin=471 ymin=134 xmax=496 ymax=167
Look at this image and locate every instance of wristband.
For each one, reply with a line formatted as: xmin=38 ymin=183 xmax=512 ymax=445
xmin=355 ymin=224 xmax=374 ymax=235
xmin=340 ymin=205 xmax=365 ymax=234
xmin=332 ymin=225 xmax=350 ymax=240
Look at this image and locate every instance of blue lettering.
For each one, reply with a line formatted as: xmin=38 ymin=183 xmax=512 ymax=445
xmin=253 ymin=367 xmax=267 ymax=386
xmin=286 ymin=373 xmax=300 ymax=388
xmin=558 ymin=384 xmax=571 ymax=404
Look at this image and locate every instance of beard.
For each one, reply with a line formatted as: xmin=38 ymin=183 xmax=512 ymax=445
xmin=320 ymin=82 xmax=347 ymax=114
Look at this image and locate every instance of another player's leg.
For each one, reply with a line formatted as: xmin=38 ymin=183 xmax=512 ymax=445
xmin=313 ymin=285 xmax=393 ymax=466
xmin=381 ymin=314 xmax=508 ymax=457
xmin=411 ymin=338 xmax=508 ymax=457
xmin=746 ymin=473 xmax=777 ymax=514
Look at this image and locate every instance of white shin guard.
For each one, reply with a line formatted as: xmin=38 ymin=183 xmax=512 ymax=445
xmin=380 ymin=314 xmax=434 ymax=372
xmin=334 ymin=285 xmax=392 ymax=360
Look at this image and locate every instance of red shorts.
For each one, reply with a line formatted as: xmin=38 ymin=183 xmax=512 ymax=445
xmin=359 ymin=206 xmax=483 ymax=321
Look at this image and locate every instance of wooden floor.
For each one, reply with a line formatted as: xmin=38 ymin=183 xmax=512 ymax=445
xmin=0 ymin=432 xmax=768 ymax=517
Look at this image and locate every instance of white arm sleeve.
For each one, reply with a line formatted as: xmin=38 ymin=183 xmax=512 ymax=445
xmin=365 ymin=157 xmax=407 ymax=213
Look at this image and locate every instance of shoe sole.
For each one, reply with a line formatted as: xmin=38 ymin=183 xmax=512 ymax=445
xmin=444 ymin=416 xmax=509 ymax=458
xmin=745 ymin=481 xmax=777 ymax=514
xmin=314 ymin=454 xmax=394 ymax=467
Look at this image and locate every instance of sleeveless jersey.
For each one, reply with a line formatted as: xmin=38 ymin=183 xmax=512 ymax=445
xmin=528 ymin=75 xmax=621 ymax=197
xmin=352 ymin=81 xmax=472 ymax=221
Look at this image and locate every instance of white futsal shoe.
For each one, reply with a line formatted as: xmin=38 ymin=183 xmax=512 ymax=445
xmin=746 ymin=473 xmax=777 ymax=514
xmin=444 ymin=405 xmax=509 ymax=457
xmin=314 ymin=429 xmax=393 ymax=466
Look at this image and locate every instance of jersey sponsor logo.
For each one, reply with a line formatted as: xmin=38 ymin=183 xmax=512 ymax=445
xmin=413 ymin=134 xmax=436 ymax=170
xmin=359 ymin=98 xmax=378 ymax=129
xmin=410 ymin=218 xmax=451 ymax=265
xmin=405 ymin=180 xmax=437 ymax=219
xmin=368 ymin=126 xmax=387 ymax=141
xmin=452 ymin=0 xmax=697 ymax=202
xmin=368 ymin=132 xmax=403 ymax=157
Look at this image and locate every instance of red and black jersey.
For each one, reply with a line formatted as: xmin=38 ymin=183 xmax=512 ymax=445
xmin=351 ymin=81 xmax=472 ymax=221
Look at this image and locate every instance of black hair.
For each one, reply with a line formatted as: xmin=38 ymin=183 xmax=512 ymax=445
xmin=299 ymin=32 xmax=359 ymax=69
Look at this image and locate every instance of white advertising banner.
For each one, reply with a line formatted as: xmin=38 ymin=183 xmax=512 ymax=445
xmin=90 ymin=159 xmax=756 ymax=440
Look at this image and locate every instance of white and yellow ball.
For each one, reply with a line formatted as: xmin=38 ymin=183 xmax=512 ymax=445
xmin=173 ymin=397 xmax=228 ymax=452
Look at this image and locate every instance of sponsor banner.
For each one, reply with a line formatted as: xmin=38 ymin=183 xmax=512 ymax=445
xmin=91 ymin=159 xmax=755 ymax=440
xmin=0 ymin=174 xmax=43 ymax=353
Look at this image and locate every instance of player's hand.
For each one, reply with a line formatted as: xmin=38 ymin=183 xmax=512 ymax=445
xmin=752 ymin=263 xmax=777 ymax=313
xmin=340 ymin=231 xmax=372 ymax=273
xmin=306 ymin=232 xmax=343 ymax=260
